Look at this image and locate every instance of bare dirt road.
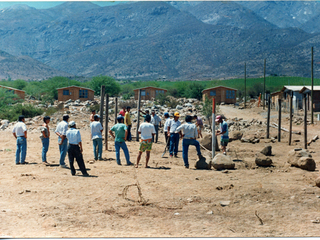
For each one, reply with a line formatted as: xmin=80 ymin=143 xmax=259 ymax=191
xmin=1 ymin=104 xmax=320 ymax=237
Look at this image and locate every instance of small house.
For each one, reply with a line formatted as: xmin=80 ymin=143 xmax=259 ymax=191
xmin=133 ymin=86 xmax=167 ymax=100
xmin=299 ymin=86 xmax=320 ymax=112
xmin=0 ymin=85 xmax=25 ymax=99
xmin=57 ymin=86 xmax=94 ymax=101
xmin=202 ymin=86 xmax=237 ymax=104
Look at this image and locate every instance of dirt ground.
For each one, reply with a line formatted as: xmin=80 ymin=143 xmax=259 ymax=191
xmin=1 ymin=104 xmax=320 ymax=237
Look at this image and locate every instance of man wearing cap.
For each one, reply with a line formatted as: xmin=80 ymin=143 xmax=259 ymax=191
xmin=90 ymin=114 xmax=103 ymax=160
xmin=66 ymin=121 xmax=89 ymax=176
xmin=167 ymin=112 xmax=181 ymax=158
xmin=124 ymin=106 xmax=132 ymax=141
xmin=151 ymin=110 xmax=161 ymax=143
xmin=215 ymin=115 xmax=229 ymax=155
xmin=177 ymin=115 xmax=204 ymax=168
xmin=12 ymin=115 xmax=28 ymax=165
xmin=163 ymin=112 xmax=170 ymax=149
xmin=109 ymin=116 xmax=133 ymax=166
xmin=136 ymin=114 xmax=156 ymax=168
xmin=55 ymin=114 xmax=69 ymax=168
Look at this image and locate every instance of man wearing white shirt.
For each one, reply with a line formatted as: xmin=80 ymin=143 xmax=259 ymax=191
xmin=167 ymin=112 xmax=181 ymax=158
xmin=55 ymin=114 xmax=69 ymax=168
xmin=136 ymin=115 xmax=156 ymax=168
xmin=90 ymin=114 xmax=103 ymax=160
xmin=163 ymin=112 xmax=170 ymax=149
xmin=66 ymin=121 xmax=89 ymax=176
xmin=12 ymin=115 xmax=28 ymax=165
xmin=176 ymin=115 xmax=204 ymax=168
xmin=151 ymin=110 xmax=161 ymax=143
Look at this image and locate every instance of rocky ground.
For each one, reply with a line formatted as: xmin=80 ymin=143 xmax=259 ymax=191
xmin=1 ymin=98 xmax=320 ymax=237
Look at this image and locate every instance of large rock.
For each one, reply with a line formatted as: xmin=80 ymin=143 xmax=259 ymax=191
xmin=199 ymin=134 xmax=219 ymax=151
xmin=261 ymin=145 xmax=272 ymax=156
xmin=288 ymin=149 xmax=316 ymax=171
xmin=229 ymin=131 xmax=243 ymax=142
xmin=255 ymin=152 xmax=273 ymax=167
xmin=194 ymin=155 xmax=211 ymax=170
xmin=316 ymin=177 xmax=320 ymax=188
xmin=212 ymin=154 xmax=235 ymax=170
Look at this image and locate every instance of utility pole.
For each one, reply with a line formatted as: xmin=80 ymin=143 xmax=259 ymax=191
xmin=311 ymin=47 xmax=314 ymax=124
xmin=263 ymin=59 xmax=266 ymax=110
xmin=244 ymin=62 xmax=246 ymax=109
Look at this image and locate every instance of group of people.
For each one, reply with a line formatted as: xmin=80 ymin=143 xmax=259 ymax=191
xmin=12 ymin=108 xmax=229 ymax=174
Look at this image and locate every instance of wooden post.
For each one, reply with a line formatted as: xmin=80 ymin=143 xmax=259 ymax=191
xmin=267 ymin=94 xmax=271 ymax=139
xmin=136 ymin=90 xmax=141 ymax=141
xmin=278 ymin=99 xmax=281 ymax=142
xmin=311 ymin=46 xmax=314 ymax=124
xmin=114 ymin=97 xmax=118 ymax=124
xmin=244 ymin=62 xmax=246 ymax=109
xmin=99 ymin=85 xmax=105 ymax=127
xmin=212 ymin=98 xmax=216 ymax=159
xmin=105 ymin=94 xmax=109 ymax=151
xmin=289 ymin=92 xmax=293 ymax=145
xmin=263 ymin=59 xmax=266 ymax=110
xmin=304 ymin=94 xmax=308 ymax=149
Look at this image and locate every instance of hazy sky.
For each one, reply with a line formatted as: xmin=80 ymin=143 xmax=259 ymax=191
xmin=0 ymin=1 xmax=122 ymax=9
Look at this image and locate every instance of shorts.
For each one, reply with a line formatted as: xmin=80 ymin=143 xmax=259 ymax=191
xmin=221 ymin=138 xmax=229 ymax=147
xmin=198 ymin=125 xmax=204 ymax=130
xmin=139 ymin=139 xmax=152 ymax=152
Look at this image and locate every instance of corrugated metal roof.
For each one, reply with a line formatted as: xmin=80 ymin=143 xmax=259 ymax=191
xmin=0 ymin=85 xmax=25 ymax=92
xmin=133 ymin=86 xmax=167 ymax=91
xmin=202 ymin=86 xmax=238 ymax=93
xmin=56 ymin=85 xmax=94 ymax=91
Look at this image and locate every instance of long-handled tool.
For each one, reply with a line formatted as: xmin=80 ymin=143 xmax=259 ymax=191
xmin=161 ymin=135 xmax=170 ymax=158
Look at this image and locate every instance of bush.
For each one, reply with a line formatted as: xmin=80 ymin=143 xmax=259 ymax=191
xmin=45 ymin=107 xmax=59 ymax=116
xmin=90 ymin=76 xmax=121 ymax=96
xmin=0 ymin=104 xmax=44 ymax=122
xmin=118 ymin=100 xmax=137 ymax=109
xmin=155 ymin=93 xmax=169 ymax=105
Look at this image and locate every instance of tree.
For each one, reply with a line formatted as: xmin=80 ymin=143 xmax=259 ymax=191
xmin=90 ymin=76 xmax=121 ymax=96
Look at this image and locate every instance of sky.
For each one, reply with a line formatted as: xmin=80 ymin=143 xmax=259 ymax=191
xmin=0 ymin=1 xmax=122 ymax=9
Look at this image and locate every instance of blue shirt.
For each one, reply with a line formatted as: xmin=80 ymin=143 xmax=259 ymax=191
xmin=151 ymin=114 xmax=161 ymax=126
xmin=167 ymin=119 xmax=181 ymax=133
xmin=220 ymin=121 xmax=229 ymax=139
xmin=90 ymin=121 xmax=103 ymax=140
xmin=66 ymin=128 xmax=82 ymax=144
xmin=176 ymin=122 xmax=198 ymax=139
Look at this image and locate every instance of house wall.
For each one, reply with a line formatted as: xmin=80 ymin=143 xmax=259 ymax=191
xmin=14 ymin=90 xmax=25 ymax=99
xmin=202 ymin=87 xmax=236 ymax=104
xmin=134 ymin=88 xmax=167 ymax=100
xmin=58 ymin=87 xmax=94 ymax=101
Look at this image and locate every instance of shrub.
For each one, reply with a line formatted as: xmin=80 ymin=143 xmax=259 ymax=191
xmin=0 ymin=104 xmax=44 ymax=122
xmin=118 ymin=100 xmax=137 ymax=109
xmin=90 ymin=76 xmax=121 ymax=96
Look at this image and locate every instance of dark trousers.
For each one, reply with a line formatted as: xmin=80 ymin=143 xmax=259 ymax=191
xmin=152 ymin=125 xmax=159 ymax=143
xmin=164 ymin=132 xmax=170 ymax=149
xmin=68 ymin=144 xmax=88 ymax=175
xmin=127 ymin=125 xmax=132 ymax=141
xmin=169 ymin=133 xmax=180 ymax=156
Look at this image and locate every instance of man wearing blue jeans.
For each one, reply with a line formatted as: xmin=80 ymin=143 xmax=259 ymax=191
xmin=151 ymin=110 xmax=161 ymax=143
xmin=167 ymin=112 xmax=181 ymax=158
xmin=90 ymin=114 xmax=103 ymax=160
xmin=109 ymin=116 xmax=133 ymax=166
xmin=12 ymin=115 xmax=28 ymax=165
xmin=55 ymin=114 xmax=69 ymax=168
xmin=177 ymin=115 xmax=204 ymax=169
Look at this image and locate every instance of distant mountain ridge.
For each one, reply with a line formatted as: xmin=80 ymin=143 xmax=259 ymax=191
xmin=1 ymin=1 xmax=320 ymax=80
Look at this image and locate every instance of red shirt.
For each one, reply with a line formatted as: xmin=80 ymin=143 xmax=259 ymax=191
xmin=119 ymin=110 xmax=126 ymax=116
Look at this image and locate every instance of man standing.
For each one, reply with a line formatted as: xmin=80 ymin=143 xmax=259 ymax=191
xmin=151 ymin=110 xmax=161 ymax=143
xmin=139 ymin=109 xmax=150 ymax=122
xmin=215 ymin=115 xmax=229 ymax=155
xmin=119 ymin=107 xmax=126 ymax=117
xmin=90 ymin=114 xmax=103 ymax=160
xmin=163 ymin=112 xmax=170 ymax=149
xmin=177 ymin=115 xmax=204 ymax=168
xmin=55 ymin=114 xmax=69 ymax=168
xmin=109 ymin=116 xmax=133 ymax=166
xmin=136 ymin=115 xmax=156 ymax=168
xmin=167 ymin=112 xmax=181 ymax=158
xmin=66 ymin=121 xmax=89 ymax=176
xmin=90 ymin=110 xmax=96 ymax=122
xmin=193 ymin=115 xmax=204 ymax=138
xmin=12 ymin=115 xmax=28 ymax=165
xmin=124 ymin=106 xmax=132 ymax=141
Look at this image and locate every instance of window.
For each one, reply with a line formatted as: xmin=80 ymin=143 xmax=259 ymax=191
xmin=226 ymin=90 xmax=235 ymax=99
xmin=156 ymin=90 xmax=165 ymax=96
xmin=79 ymin=89 xmax=88 ymax=98
xmin=63 ymin=90 xmax=69 ymax=95
xmin=210 ymin=90 xmax=216 ymax=96
xmin=141 ymin=90 xmax=146 ymax=96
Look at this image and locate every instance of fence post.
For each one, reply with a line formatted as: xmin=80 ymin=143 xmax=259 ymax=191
xmin=267 ymin=95 xmax=271 ymax=139
xmin=99 ymin=85 xmax=105 ymax=127
xmin=304 ymin=94 xmax=308 ymax=149
xmin=105 ymin=94 xmax=109 ymax=151
xmin=212 ymin=98 xmax=216 ymax=159
xmin=278 ymin=99 xmax=281 ymax=142
xmin=114 ymin=97 xmax=118 ymax=124
xmin=136 ymin=90 xmax=141 ymax=141
xmin=289 ymin=92 xmax=293 ymax=146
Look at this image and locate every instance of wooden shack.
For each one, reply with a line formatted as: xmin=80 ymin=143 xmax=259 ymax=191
xmin=57 ymin=86 xmax=94 ymax=101
xmin=133 ymin=87 xmax=167 ymax=100
xmin=0 ymin=85 xmax=25 ymax=99
xmin=300 ymin=86 xmax=320 ymax=112
xmin=202 ymin=86 xmax=237 ymax=104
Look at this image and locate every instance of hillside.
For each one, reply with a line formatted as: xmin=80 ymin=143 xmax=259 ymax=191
xmin=0 ymin=1 xmax=320 ymax=80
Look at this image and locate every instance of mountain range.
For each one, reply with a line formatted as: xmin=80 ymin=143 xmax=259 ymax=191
xmin=1 ymin=1 xmax=320 ymax=81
